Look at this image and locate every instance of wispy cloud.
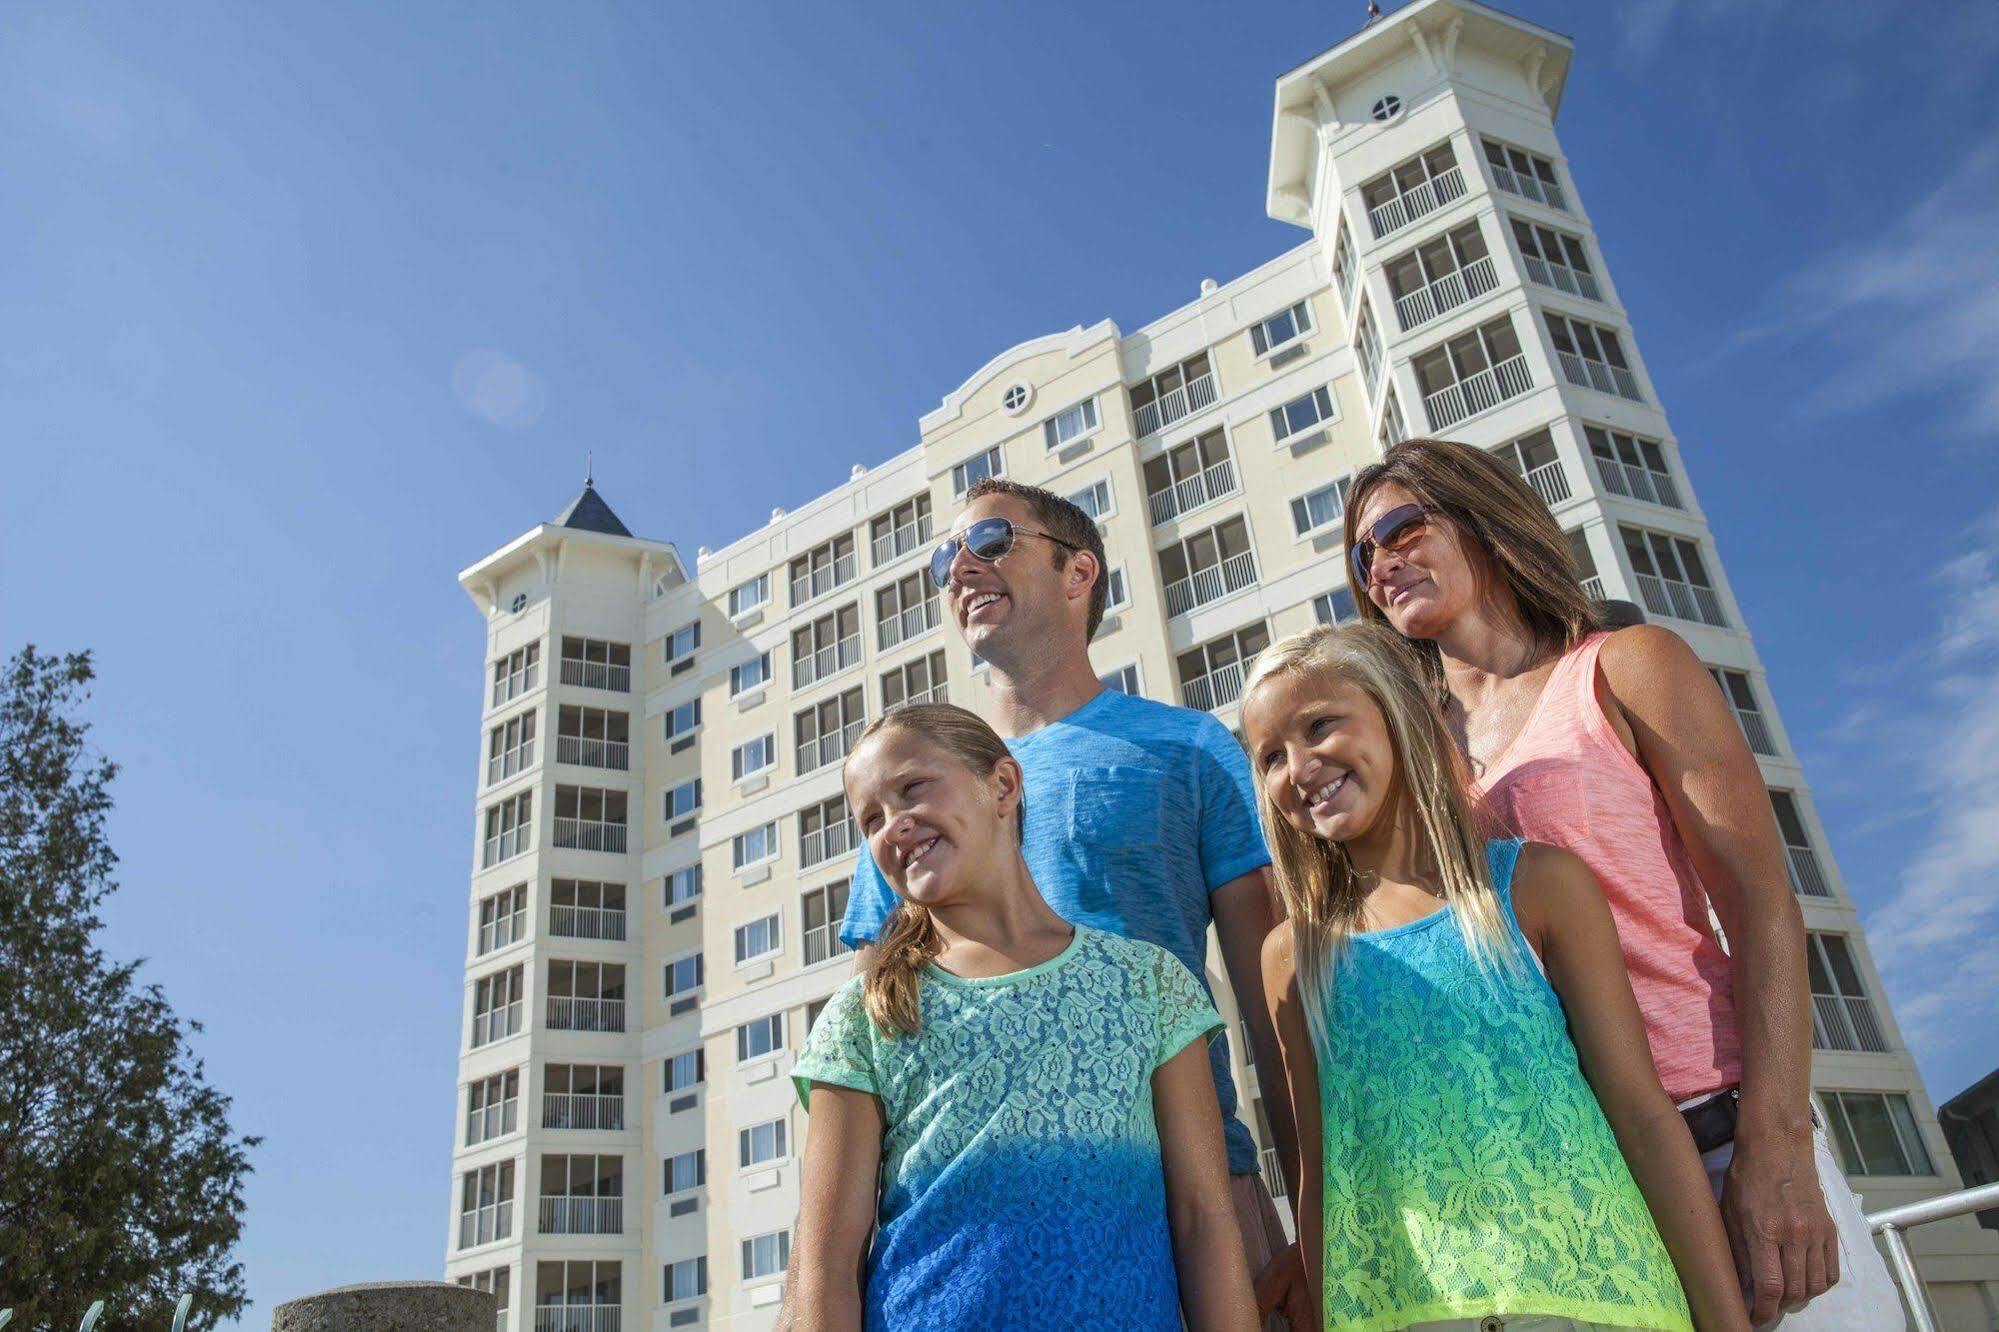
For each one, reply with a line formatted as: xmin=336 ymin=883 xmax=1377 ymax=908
xmin=1612 ymin=0 xmax=1786 ymax=68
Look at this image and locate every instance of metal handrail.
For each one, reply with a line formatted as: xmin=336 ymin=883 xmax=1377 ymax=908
xmin=1870 ymin=1180 xmax=1999 ymax=1332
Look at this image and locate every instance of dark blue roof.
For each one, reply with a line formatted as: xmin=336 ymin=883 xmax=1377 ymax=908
xmin=554 ymin=484 xmax=632 ymax=537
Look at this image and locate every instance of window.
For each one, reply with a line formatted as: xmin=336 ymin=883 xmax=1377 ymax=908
xmin=663 ymin=779 xmax=703 ymax=822
xmin=1413 ymin=316 xmax=1531 ymax=431
xmin=545 ymin=960 xmax=625 ymax=1033
xmin=1268 ymin=385 xmax=1336 ymax=444
xmin=1042 ymin=396 xmax=1101 ymax=450
xmin=951 ymin=447 xmax=1005 ymax=496
xmin=561 ymin=636 xmax=632 ymax=692
xmin=1142 ymin=428 xmax=1236 ymax=526
xmin=471 ymin=965 xmax=524 ymax=1047
xmin=1103 ymin=565 xmax=1130 ymax=613
xmin=732 ymin=823 xmax=779 ymax=870
xmin=737 ymin=1013 xmax=784 ymax=1062
xmin=1130 ymin=354 xmax=1217 ymax=437
xmin=1384 ymin=221 xmax=1496 ymax=331
xmin=727 ymin=573 xmax=770 ymax=617
xmin=1770 ymin=790 xmax=1828 ymax=896
xmin=802 ymin=879 xmax=851 ymax=966
xmin=882 ymin=650 xmax=948 ymax=710
xmin=1510 ymin=217 xmax=1599 ymax=300
xmin=556 ymin=704 xmax=630 ymax=770
xmin=1178 ymin=623 xmax=1271 ymax=713
xmin=543 ymin=1063 xmax=624 ymax=1130
xmin=739 ymin=1117 xmax=789 ymax=1168
xmin=483 ymin=792 xmax=533 ymax=867
xmin=792 ymin=603 xmax=862 ymax=688
xmin=1159 ymin=516 xmax=1257 ymax=617
xmin=733 ymin=913 xmax=781 ymax=964
xmin=549 ymin=879 xmax=626 ymax=942
xmin=790 ymin=534 xmax=858 ymax=607
xmin=732 ymin=734 xmax=776 ymax=781
xmin=806 ymin=997 xmax=829 ymax=1034
xmin=492 ymin=643 xmax=541 ymax=707
xmin=664 ymin=1048 xmax=705 ymax=1094
xmin=534 ymin=1260 xmax=621 ymax=1313
xmin=1379 ymin=384 xmax=1408 ymax=450
xmin=552 ymin=786 xmax=628 ymax=852
xmin=742 ymin=1230 xmax=791 ymax=1282
xmin=1002 ymin=383 xmax=1030 ymax=413
xmin=1544 ymin=312 xmax=1642 ymax=401
xmin=1250 ymin=300 xmax=1313 ymax=357
xmin=1585 ymin=426 xmax=1682 ymax=508
xmin=799 ymin=796 xmax=858 ymax=869
xmin=1291 ymin=477 xmax=1352 ymax=537
xmin=795 ymin=687 xmax=865 ymax=774
xmin=1806 ymin=933 xmax=1887 ymax=1053
xmin=871 ymin=494 xmax=933 ymax=565
xmin=665 ymin=621 xmax=701 ymax=664
xmin=1331 ymin=220 xmax=1358 ymax=311
xmin=663 ymin=952 xmax=704 ymax=999
xmin=455 ymin=1267 xmax=510 ymax=1316
xmin=457 ymin=1160 xmax=515 ymax=1249
xmin=1067 ymin=478 xmax=1113 ymax=522
xmin=466 ymin=1069 xmax=520 ymax=1146
xmin=1360 ymin=140 xmax=1464 ymax=239
xmin=730 ymin=651 xmax=773 ymax=696
xmin=1354 ymin=298 xmax=1385 ymax=398
xmin=1622 ymin=527 xmax=1725 ymax=627
xmin=1101 ymin=664 xmax=1140 ymax=695
xmin=666 ymin=1256 xmax=708 ymax=1303
xmin=1370 ymin=93 xmax=1402 ymax=121
xmin=1481 ymin=136 xmax=1567 ymax=210
xmin=486 ymin=711 xmax=536 ymax=785
xmin=1313 ymin=587 xmax=1358 ymax=625
xmin=1493 ymin=428 xmax=1570 ymax=508
xmin=663 ymin=698 xmax=701 ymax=740
xmin=876 ymin=572 xmax=940 ymax=650
xmin=477 ymin=884 xmax=527 ymax=955
xmin=538 ymin=1156 xmax=624 ymax=1235
xmin=664 ymin=864 xmax=703 ymax=907
xmin=1821 ymin=1092 xmax=1934 ymax=1177
xmin=665 ymin=1149 xmax=706 ymax=1195
xmin=1710 ymin=667 xmax=1776 ymax=756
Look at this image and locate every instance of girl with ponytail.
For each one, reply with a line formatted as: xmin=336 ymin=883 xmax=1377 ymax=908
xmin=787 ymin=703 xmax=1257 ymax=1330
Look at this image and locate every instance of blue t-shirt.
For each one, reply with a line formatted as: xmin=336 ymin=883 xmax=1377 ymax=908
xmin=838 ymin=687 xmax=1269 ymax=1174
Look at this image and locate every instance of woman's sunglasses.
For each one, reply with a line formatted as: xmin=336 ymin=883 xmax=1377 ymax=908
xmin=1350 ymin=503 xmax=1438 ymax=585
xmin=929 ymin=517 xmax=1084 ymax=590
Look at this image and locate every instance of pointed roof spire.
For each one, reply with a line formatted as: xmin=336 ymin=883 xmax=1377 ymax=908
xmin=554 ymin=462 xmax=633 ymax=538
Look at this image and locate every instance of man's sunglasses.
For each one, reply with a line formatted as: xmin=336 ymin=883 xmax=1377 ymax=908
xmin=1350 ymin=503 xmax=1438 ymax=585
xmin=929 ymin=517 xmax=1085 ymax=590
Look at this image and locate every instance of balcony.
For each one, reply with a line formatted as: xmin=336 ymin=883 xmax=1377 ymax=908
xmin=559 ymin=660 xmax=629 ymax=693
xmin=471 ymin=1003 xmax=522 ymax=1048
xmin=537 ymin=1196 xmax=623 ymax=1236
xmin=534 ymin=1310 xmax=619 ymax=1332
xmin=545 ymin=996 xmax=626 ymax=1033
xmin=1182 ymin=661 xmax=1247 ymax=713
xmin=791 ymin=554 xmax=857 ymax=606
xmin=485 ymin=827 xmax=530 ymax=867
xmin=872 ymin=516 xmax=931 ymax=566
xmin=798 ymin=721 xmax=863 ymax=774
xmin=878 ymin=599 xmax=940 ymax=651
xmin=555 ymin=736 xmax=628 ymax=771
xmin=1422 ymin=355 xmax=1532 ymax=431
xmin=1730 ymin=703 xmax=1776 ymax=757
xmin=542 ymin=1092 xmax=625 ymax=1131
xmin=1133 ymin=372 xmax=1219 ymax=438
xmin=553 ymin=819 xmax=627 ymax=854
xmin=1594 ymin=454 xmax=1683 ymax=509
xmin=467 ymin=1101 xmax=517 ymax=1144
xmin=1579 ymin=575 xmax=1606 ymax=600
xmin=1392 ymin=255 xmax=1498 ymax=332
xmin=794 ymin=636 xmax=861 ymax=689
xmin=1366 ymin=165 xmax=1465 ymax=239
xmin=1633 ymin=574 xmax=1726 ymax=628
xmin=1812 ymin=994 xmax=1888 ymax=1054
xmin=1787 ymin=846 xmax=1830 ymax=897
xmin=487 ymin=746 xmax=532 ymax=786
xmin=1520 ymin=458 xmax=1571 ymax=507
xmin=1490 ymin=160 xmax=1567 ymax=211
xmin=1557 ymin=350 xmax=1642 ymax=401
xmin=1147 ymin=459 xmax=1238 ymax=527
xmin=457 ymin=1203 xmax=513 ymax=1250
xmin=801 ymin=819 xmax=857 ymax=869
xmin=1262 ymin=1147 xmax=1288 ymax=1204
xmin=1165 ymin=551 xmax=1257 ymax=618
xmin=1522 ymin=253 xmax=1601 ymax=302
xmin=548 ymin=904 xmax=626 ymax=941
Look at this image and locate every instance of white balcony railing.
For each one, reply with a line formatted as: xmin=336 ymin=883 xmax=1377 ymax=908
xmin=1182 ymin=661 xmax=1247 ymax=714
xmin=553 ymin=818 xmax=628 ymax=854
xmin=1813 ymin=994 xmax=1889 ymax=1054
xmin=1146 ymin=459 xmax=1239 ymax=527
xmin=893 ymin=684 xmax=947 ymax=710
xmin=457 ymin=1201 xmax=513 ymax=1250
xmin=1133 ymin=373 xmax=1220 ymax=438
xmin=1391 ymin=255 xmax=1498 ymax=332
xmin=543 ymin=1092 xmax=625 ymax=1131
xmin=1633 ymin=574 xmax=1726 ymax=628
xmin=485 ymin=826 xmax=530 ymax=867
xmin=1786 ymin=845 xmax=1830 ymax=897
xmin=872 ymin=517 xmax=932 ymax=566
xmin=878 ymin=599 xmax=940 ymax=650
xmin=797 ymin=721 xmax=864 ymax=775
xmin=1521 ymin=459 xmax=1571 ymax=508
xmin=1490 ymin=162 xmax=1568 ymax=212
xmin=791 ymin=555 xmax=857 ymax=606
xmin=1422 ymin=354 xmax=1532 ymax=431
xmin=538 ymin=1196 xmax=624 ymax=1236
xmin=794 ymin=636 xmax=862 ymax=689
xmin=1261 ymin=1147 xmax=1288 ymax=1202
xmin=1366 ymin=165 xmax=1466 ymax=239
xmin=545 ymin=996 xmax=626 ymax=1033
xmin=559 ymin=660 xmax=630 ymax=693
xmin=556 ymin=736 xmax=629 ymax=771
xmin=801 ymin=819 xmax=857 ymax=869
xmin=548 ymin=904 xmax=626 ymax=941
xmin=1556 ymin=351 xmax=1642 ymax=401
xmin=466 ymin=1100 xmax=517 ymax=1145
xmin=534 ymin=1309 xmax=619 ymax=1332
xmin=487 ymin=745 xmax=533 ymax=786
xmin=1164 ymin=551 xmax=1257 ymax=618
xmin=1593 ymin=456 xmax=1683 ymax=509
xmin=1579 ymin=575 xmax=1606 ymax=600
xmin=1522 ymin=254 xmax=1602 ymax=302
xmin=471 ymin=1003 xmax=521 ymax=1048
xmin=1731 ymin=705 xmax=1777 ymax=756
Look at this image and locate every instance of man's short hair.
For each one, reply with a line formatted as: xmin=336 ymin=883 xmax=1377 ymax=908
xmin=964 ymin=477 xmax=1109 ymax=639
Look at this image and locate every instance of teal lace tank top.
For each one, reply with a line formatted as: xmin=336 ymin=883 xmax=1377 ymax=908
xmin=1310 ymin=839 xmax=1693 ymax=1332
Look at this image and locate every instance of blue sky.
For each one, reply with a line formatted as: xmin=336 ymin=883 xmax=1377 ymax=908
xmin=4 ymin=0 xmax=1997 ymax=1322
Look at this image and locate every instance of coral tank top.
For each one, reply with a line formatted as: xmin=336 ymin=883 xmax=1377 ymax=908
xmin=1471 ymin=632 xmax=1740 ymax=1101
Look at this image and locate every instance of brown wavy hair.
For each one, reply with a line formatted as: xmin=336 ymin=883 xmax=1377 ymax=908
xmin=848 ymin=703 xmax=1025 ymax=1037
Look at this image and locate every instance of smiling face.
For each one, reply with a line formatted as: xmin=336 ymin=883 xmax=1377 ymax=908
xmin=1350 ymin=481 xmax=1485 ymax=641
xmin=940 ymin=493 xmax=1092 ymax=665
xmin=844 ymin=724 xmax=1022 ymax=910
xmin=1242 ymin=666 xmax=1403 ymax=847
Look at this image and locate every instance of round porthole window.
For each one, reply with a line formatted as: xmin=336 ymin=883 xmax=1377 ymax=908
xmin=1371 ymin=94 xmax=1403 ymax=122
xmin=510 ymin=593 xmax=528 ymax=613
xmin=1001 ymin=382 xmax=1033 ymax=415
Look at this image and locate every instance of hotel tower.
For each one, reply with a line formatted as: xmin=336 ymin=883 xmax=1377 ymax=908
xmin=443 ymin=2 xmax=1999 ymax=1326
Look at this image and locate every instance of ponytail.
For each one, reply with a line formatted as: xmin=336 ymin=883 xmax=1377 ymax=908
xmin=864 ymin=902 xmax=942 ymax=1038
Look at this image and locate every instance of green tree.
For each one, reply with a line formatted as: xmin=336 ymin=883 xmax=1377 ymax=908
xmin=0 ymin=648 xmax=258 ymax=1330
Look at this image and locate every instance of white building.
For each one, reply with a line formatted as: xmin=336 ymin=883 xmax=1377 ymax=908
xmin=443 ymin=2 xmax=1999 ymax=1327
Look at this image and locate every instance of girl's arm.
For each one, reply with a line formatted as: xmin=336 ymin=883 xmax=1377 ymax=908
xmin=1154 ymin=1039 xmax=1259 ymax=1330
xmin=788 ymin=1083 xmax=885 ymax=1332
xmin=1262 ymin=927 xmax=1323 ymax=1329
xmin=1515 ymin=843 xmax=1750 ymax=1332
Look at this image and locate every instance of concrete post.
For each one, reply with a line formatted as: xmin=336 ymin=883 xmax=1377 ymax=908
xmin=270 ymin=1281 xmax=494 ymax=1332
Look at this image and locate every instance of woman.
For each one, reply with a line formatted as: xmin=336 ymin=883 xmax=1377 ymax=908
xmin=1342 ymin=438 xmax=1900 ymax=1328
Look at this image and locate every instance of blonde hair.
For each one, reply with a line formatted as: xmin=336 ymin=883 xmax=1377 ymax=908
xmin=847 ymin=703 xmax=1024 ymax=1037
xmin=1243 ymin=622 xmax=1515 ymax=1056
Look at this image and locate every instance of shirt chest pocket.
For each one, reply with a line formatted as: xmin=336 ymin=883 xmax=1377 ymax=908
xmin=1063 ymin=767 xmax=1166 ymax=849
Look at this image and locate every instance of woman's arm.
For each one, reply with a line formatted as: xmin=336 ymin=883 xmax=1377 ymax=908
xmin=1262 ymin=927 xmax=1323 ymax=1328
xmin=1599 ymin=624 xmax=1831 ymax=1323
xmin=1154 ymin=1039 xmax=1259 ymax=1330
xmin=1516 ymin=842 xmax=1749 ymax=1332
xmin=788 ymin=1083 xmax=885 ymax=1332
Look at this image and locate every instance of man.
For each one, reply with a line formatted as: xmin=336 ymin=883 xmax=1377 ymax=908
xmin=833 ymin=479 xmax=1307 ymax=1326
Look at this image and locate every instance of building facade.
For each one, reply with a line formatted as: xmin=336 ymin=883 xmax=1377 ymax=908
xmin=443 ymin=2 xmax=1999 ymax=1327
